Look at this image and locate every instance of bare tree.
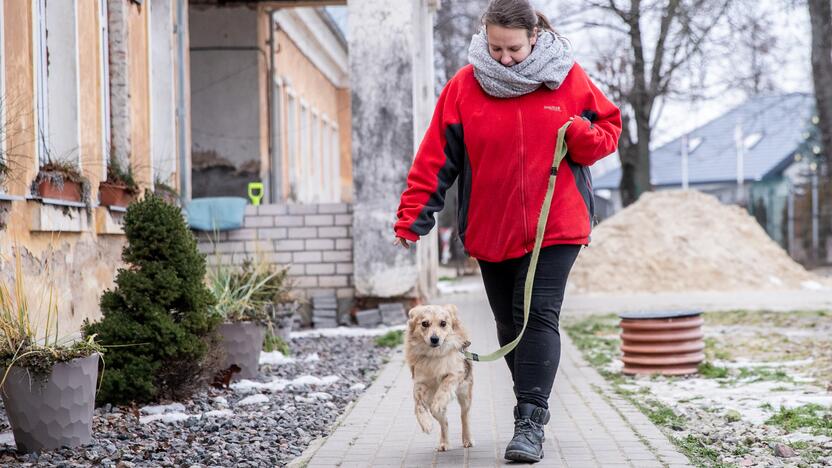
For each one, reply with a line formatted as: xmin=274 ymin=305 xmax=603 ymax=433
xmin=433 ymin=0 xmax=489 ymax=92
xmin=807 ymin=0 xmax=832 ymax=168
xmin=554 ymin=0 xmax=782 ymax=206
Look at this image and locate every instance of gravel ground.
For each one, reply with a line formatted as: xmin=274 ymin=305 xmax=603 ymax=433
xmin=0 ymin=334 xmax=397 ymax=467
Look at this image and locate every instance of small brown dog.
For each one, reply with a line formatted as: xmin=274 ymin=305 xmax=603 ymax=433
xmin=405 ymin=304 xmax=474 ymax=451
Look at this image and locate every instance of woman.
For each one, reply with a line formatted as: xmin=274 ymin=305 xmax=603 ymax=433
xmin=393 ymin=0 xmax=621 ymax=463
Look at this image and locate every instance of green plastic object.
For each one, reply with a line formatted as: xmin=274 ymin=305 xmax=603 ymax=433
xmin=248 ymin=182 xmax=264 ymax=206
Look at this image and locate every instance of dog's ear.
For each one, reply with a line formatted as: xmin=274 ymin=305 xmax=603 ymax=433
xmin=407 ymin=306 xmax=422 ymax=334
xmin=444 ymin=304 xmax=470 ymax=345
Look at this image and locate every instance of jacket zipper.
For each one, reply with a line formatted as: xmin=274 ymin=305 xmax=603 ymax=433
xmin=517 ymin=105 xmax=530 ymax=253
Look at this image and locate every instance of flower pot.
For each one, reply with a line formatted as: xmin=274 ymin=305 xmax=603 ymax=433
xmin=99 ymin=182 xmax=134 ymax=207
xmin=0 ymin=354 xmax=100 ymax=453
xmin=270 ymin=302 xmax=299 ymax=341
xmin=217 ymin=322 xmax=265 ymax=380
xmin=37 ymin=179 xmax=82 ymax=202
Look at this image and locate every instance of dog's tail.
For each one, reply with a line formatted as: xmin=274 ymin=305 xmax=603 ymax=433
xmin=416 ymin=403 xmax=433 ymax=433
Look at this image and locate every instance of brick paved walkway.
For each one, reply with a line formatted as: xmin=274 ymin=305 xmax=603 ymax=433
xmin=298 ymin=290 xmax=694 ymax=467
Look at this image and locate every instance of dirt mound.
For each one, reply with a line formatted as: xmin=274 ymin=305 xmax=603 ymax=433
xmin=568 ymin=190 xmax=825 ymax=293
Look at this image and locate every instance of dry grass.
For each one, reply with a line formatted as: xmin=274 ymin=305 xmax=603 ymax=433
xmin=0 ymin=246 xmax=101 ymax=382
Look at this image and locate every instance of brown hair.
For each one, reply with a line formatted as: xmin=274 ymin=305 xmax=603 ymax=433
xmin=482 ymin=0 xmax=555 ymax=37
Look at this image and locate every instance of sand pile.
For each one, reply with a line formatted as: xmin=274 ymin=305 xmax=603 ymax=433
xmin=568 ymin=190 xmax=826 ymax=293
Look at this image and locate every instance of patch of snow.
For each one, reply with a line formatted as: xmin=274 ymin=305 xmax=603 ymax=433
xmin=231 ymin=378 xmax=290 ymax=393
xmin=768 ymin=275 xmax=783 ymax=286
xmin=290 ymin=375 xmax=339 ymax=387
xmin=290 ymin=325 xmax=405 ymax=339
xmin=783 ymin=433 xmax=832 ymax=444
xmin=605 ymin=359 xmax=624 ymax=374
xmin=304 ymin=353 xmax=320 ymax=362
xmin=801 ymin=280 xmax=824 ymax=290
xmin=437 ymin=280 xmax=482 ymax=295
xmin=203 ymin=409 xmax=234 ymax=419
xmin=260 ymin=352 xmax=295 ymax=365
xmin=237 ymin=394 xmax=270 ymax=406
xmin=349 ymin=383 xmax=366 ymax=391
xmin=140 ymin=412 xmax=192 ymax=424
xmin=0 ymin=432 xmax=14 ymax=446
xmin=212 ymin=396 xmax=228 ymax=407
xmin=630 ymin=377 xmax=832 ymax=425
xmin=295 ymin=395 xmax=315 ymax=403
xmin=140 ymin=402 xmax=186 ymax=415
xmin=308 ymin=392 xmax=332 ymax=400
xmin=711 ymin=358 xmax=815 ymax=369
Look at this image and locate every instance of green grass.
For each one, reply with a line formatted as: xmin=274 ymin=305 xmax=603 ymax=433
xmin=703 ymin=337 xmax=732 ymax=360
xmin=563 ymin=314 xmax=620 ymax=368
xmin=671 ymin=435 xmax=733 ymax=468
xmin=263 ymin=333 xmax=290 ymax=355
xmin=765 ymin=404 xmax=832 ymax=436
xmin=374 ymin=330 xmax=404 ymax=348
xmin=634 ymin=399 xmax=686 ymax=428
xmin=697 ymin=361 xmax=729 ymax=378
xmin=789 ymin=440 xmax=826 ymax=463
xmin=703 ymin=309 xmax=830 ymax=327
xmin=735 ymin=366 xmax=792 ymax=383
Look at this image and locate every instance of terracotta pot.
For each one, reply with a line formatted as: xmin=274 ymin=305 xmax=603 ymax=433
xmin=99 ymin=182 xmax=134 ymax=207
xmin=37 ymin=179 xmax=82 ymax=202
xmin=1 ymin=354 xmax=100 ymax=453
xmin=619 ymin=312 xmax=705 ymax=376
xmin=217 ymin=322 xmax=266 ymax=380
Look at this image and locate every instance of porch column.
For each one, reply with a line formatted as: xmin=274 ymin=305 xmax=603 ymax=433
xmin=348 ymin=0 xmax=440 ymax=300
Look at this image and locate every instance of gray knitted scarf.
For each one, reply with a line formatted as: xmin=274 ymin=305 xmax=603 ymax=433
xmin=468 ymin=29 xmax=574 ymax=98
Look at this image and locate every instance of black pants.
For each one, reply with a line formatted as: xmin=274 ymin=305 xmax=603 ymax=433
xmin=478 ymin=244 xmax=581 ymax=409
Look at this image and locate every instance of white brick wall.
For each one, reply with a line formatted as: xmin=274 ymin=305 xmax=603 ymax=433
xmin=197 ymin=202 xmax=355 ymax=321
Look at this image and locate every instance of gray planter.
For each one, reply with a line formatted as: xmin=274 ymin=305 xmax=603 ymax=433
xmin=218 ymin=321 xmax=265 ymax=380
xmin=1 ymin=353 xmax=100 ymax=453
xmin=271 ymin=302 xmax=299 ymax=342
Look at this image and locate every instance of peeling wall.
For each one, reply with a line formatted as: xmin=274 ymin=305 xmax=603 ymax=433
xmin=0 ymin=1 xmax=154 ymax=338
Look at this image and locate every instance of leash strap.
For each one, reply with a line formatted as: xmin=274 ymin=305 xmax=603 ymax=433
xmin=463 ymin=120 xmax=572 ymax=362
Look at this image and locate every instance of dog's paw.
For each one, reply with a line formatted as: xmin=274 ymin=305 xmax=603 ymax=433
xmin=416 ymin=411 xmax=433 ymax=434
xmin=436 ymin=442 xmax=448 ymax=452
xmin=463 ymin=438 xmax=475 ymax=448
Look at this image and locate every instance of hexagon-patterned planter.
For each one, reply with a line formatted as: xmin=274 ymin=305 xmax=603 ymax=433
xmin=218 ymin=322 xmax=265 ymax=380
xmin=1 ymin=353 xmax=100 ymax=453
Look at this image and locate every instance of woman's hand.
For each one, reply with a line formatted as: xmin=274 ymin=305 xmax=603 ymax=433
xmin=393 ymin=236 xmax=411 ymax=249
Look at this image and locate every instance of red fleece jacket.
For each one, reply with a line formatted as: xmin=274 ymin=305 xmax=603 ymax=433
xmin=395 ymin=63 xmax=621 ymax=262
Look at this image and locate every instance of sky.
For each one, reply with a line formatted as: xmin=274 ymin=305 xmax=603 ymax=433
xmin=325 ymin=1 xmax=814 ymax=178
xmin=545 ymin=0 xmax=813 ymax=144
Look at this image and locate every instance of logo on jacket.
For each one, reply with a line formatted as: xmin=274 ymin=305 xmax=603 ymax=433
xmin=544 ymin=105 xmax=562 ymax=112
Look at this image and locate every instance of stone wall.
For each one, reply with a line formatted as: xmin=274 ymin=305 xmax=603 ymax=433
xmin=196 ymin=203 xmax=354 ymax=323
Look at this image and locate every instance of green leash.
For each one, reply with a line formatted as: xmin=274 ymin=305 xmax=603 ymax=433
xmin=463 ymin=120 xmax=573 ymax=362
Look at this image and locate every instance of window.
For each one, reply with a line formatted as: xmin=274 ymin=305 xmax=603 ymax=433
xmin=100 ymin=0 xmax=110 ymax=178
xmin=286 ymin=93 xmax=298 ymax=200
xmin=331 ymin=124 xmax=340 ymax=202
xmin=0 ymin=0 xmax=6 ymax=190
xmin=321 ymin=119 xmax=332 ymax=202
xmin=300 ymin=103 xmax=309 ymax=202
xmin=35 ymin=0 xmax=81 ymax=168
xmin=311 ymin=112 xmax=320 ymax=202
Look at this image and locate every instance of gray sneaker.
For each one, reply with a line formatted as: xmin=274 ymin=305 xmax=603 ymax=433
xmin=504 ymin=403 xmax=550 ymax=463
